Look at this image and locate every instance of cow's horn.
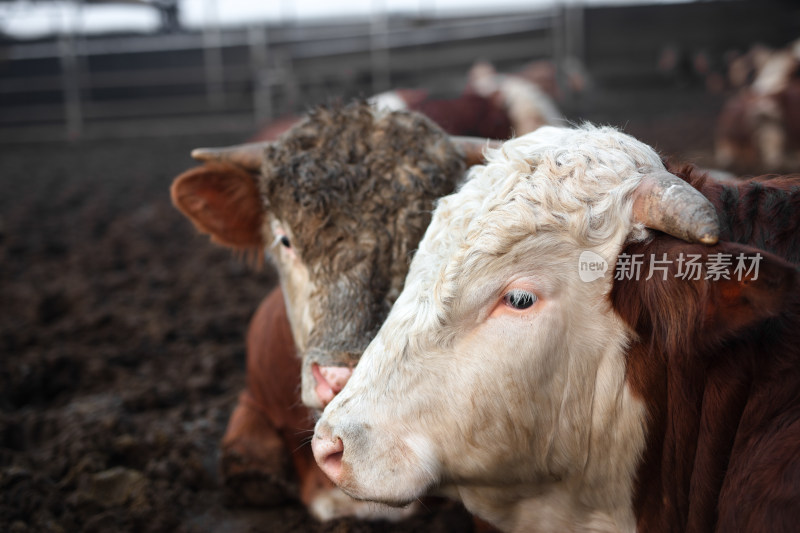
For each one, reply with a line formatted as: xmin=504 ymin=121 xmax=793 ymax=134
xmin=632 ymin=171 xmax=720 ymax=245
xmin=190 ymin=141 xmax=271 ymax=172
xmin=451 ymin=136 xmax=502 ymax=167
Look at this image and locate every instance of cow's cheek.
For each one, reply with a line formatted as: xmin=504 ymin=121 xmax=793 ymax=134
xmin=271 ymin=256 xmax=321 ymax=408
xmin=316 ymin=361 xmax=441 ymax=503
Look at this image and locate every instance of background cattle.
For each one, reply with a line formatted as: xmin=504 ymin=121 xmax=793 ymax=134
xmin=313 ymin=125 xmax=800 ymax=532
xmin=715 ymin=39 xmax=800 ymax=172
xmin=465 ymin=61 xmax=568 ymax=134
xmin=250 ymin=90 xmax=515 ymax=144
xmin=171 ymin=102 xmax=498 ymax=518
xmin=250 ymin=62 xmax=566 ymax=144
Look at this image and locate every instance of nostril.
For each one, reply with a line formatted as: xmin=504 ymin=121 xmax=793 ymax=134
xmin=312 ymin=363 xmax=353 ymax=406
xmin=311 ymin=430 xmax=345 ymax=483
xmin=323 ymin=444 xmax=343 ymax=475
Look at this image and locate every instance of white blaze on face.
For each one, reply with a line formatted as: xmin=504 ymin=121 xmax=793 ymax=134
xmin=315 ymin=125 xmax=657 ymax=531
xmin=266 ymin=217 xmax=314 ymax=352
xmin=265 ymin=216 xmax=328 ymax=408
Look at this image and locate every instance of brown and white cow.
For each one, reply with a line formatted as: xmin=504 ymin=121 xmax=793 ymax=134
xmin=312 ymin=125 xmax=800 ymax=531
xmin=252 ymin=63 xmax=566 ymax=146
xmin=716 ymin=40 xmax=800 ymax=172
xmin=171 ymin=102 xmax=497 ymax=517
xmin=465 ymin=61 xmax=567 ymax=134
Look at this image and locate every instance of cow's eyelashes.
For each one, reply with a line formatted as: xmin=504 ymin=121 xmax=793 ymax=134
xmin=503 ymin=289 xmax=537 ymax=310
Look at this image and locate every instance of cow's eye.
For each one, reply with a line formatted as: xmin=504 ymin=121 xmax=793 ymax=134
xmin=272 ymin=232 xmax=293 ymax=252
xmin=503 ymin=289 xmax=536 ymax=310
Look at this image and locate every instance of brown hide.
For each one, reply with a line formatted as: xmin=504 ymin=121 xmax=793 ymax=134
xmin=409 ymin=93 xmax=513 ymax=140
xmin=220 ymin=288 xmax=333 ymax=506
xmin=612 ymin=236 xmax=800 ymax=532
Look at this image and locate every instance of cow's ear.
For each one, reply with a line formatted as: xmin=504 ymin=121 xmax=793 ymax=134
xmin=170 ymin=162 xmax=264 ymax=249
xmin=702 ymin=243 xmax=795 ymax=336
xmin=611 ymin=237 xmax=796 ymax=353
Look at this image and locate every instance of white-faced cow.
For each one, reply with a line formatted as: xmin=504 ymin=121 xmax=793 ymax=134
xmin=313 ymin=125 xmax=800 ymax=532
xmin=171 ymin=102 xmax=497 ymax=518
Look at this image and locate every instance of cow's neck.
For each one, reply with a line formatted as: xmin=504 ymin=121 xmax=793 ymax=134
xmin=459 ymin=482 xmax=639 ymax=533
xmin=629 ymin=335 xmax=753 ymax=531
xmin=628 ymin=311 xmax=797 ymax=532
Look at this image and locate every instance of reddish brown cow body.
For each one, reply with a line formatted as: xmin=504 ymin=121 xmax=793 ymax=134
xmin=410 ymin=93 xmax=513 ymax=140
xmin=616 ymin=239 xmax=799 ymax=532
xmin=221 ymin=288 xmax=332 ymax=507
xmin=617 ymin=164 xmax=800 ymax=532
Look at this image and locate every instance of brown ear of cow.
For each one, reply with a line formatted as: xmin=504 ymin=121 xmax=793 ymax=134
xmin=611 ymin=236 xmax=796 ymax=354
xmin=170 ymin=162 xmax=264 ymax=249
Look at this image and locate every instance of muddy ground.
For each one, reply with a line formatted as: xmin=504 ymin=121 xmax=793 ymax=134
xmin=0 ymin=90 xmax=726 ymax=532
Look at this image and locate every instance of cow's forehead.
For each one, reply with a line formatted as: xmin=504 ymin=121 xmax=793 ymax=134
xmin=258 ymin=102 xmax=465 ymax=269
xmin=260 ymin=103 xmax=461 ymax=214
xmin=411 ymin=125 xmax=662 ymax=307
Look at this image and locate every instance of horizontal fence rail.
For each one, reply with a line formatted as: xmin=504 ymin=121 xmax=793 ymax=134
xmin=0 ymin=1 xmax=797 ymax=144
xmin=0 ymin=11 xmax=561 ymax=142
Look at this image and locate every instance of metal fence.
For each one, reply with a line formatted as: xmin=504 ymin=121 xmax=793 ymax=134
xmin=1 ymin=0 xmax=797 ymax=144
xmin=0 ymin=8 xmax=575 ymax=142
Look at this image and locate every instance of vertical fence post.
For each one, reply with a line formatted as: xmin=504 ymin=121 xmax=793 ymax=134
xmin=203 ymin=0 xmax=225 ymax=109
xmin=370 ymin=0 xmax=390 ymax=95
xmin=565 ymin=2 xmax=584 ymax=64
xmin=277 ymin=49 xmax=299 ymax=113
xmin=554 ymin=1 xmax=585 ymax=103
xmin=249 ymin=24 xmax=272 ymax=127
xmin=58 ymin=2 xmax=83 ymax=139
xmin=552 ymin=3 xmax=565 ymax=97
